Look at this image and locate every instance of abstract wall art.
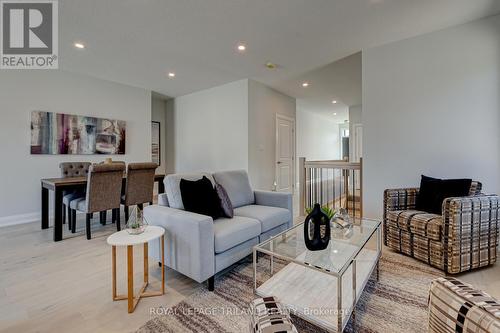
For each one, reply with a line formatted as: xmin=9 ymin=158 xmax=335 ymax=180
xmin=30 ymin=111 xmax=126 ymax=155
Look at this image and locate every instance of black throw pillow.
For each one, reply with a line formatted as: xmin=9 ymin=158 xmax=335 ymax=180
xmin=416 ymin=175 xmax=472 ymax=214
xmin=180 ymin=176 xmax=221 ymax=220
xmin=416 ymin=175 xmax=442 ymax=213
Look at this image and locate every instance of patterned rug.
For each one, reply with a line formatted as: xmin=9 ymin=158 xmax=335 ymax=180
xmin=137 ymin=250 xmax=443 ymax=333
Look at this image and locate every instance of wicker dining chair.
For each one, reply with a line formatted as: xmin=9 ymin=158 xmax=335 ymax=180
xmin=70 ymin=163 xmax=125 ymax=239
xmin=121 ymin=162 xmax=158 ymax=222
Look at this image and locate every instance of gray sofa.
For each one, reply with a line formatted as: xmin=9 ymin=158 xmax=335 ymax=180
xmin=144 ymin=170 xmax=293 ymax=290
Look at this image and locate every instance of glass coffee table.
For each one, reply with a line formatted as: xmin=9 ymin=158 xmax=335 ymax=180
xmin=253 ymin=218 xmax=382 ymax=332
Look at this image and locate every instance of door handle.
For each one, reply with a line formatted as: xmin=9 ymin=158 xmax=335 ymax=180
xmin=277 ymin=161 xmax=282 ymax=164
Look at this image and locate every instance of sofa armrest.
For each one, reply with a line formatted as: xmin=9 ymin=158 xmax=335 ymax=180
xmin=254 ymin=190 xmax=293 ymax=228
xmin=442 ymin=195 xmax=500 ymax=274
xmin=157 ymin=193 xmax=169 ymax=206
xmin=429 ymin=277 xmax=500 ymax=332
xmin=144 ymin=205 xmax=215 ymax=283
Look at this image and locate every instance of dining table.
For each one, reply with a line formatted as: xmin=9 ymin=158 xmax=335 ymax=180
xmin=41 ymin=174 xmax=165 ymax=242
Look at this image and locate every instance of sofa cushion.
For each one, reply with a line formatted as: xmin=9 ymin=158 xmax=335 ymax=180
xmin=213 ymin=216 xmax=261 ymax=253
xmin=387 ymin=210 xmax=442 ymax=241
xmin=234 ymin=205 xmax=291 ymax=233
xmin=164 ymin=173 xmax=215 ymax=210
xmin=213 ymin=170 xmax=254 ymax=208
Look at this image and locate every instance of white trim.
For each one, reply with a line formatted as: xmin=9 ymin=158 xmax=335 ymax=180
xmin=0 ymin=212 xmax=44 ymax=227
xmin=0 ymin=210 xmax=90 ymax=228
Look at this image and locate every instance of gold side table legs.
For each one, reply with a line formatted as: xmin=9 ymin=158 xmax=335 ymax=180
xmin=111 ymin=235 xmax=165 ymax=313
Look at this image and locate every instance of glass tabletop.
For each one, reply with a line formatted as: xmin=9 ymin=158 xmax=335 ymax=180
xmin=255 ymin=218 xmax=381 ymax=275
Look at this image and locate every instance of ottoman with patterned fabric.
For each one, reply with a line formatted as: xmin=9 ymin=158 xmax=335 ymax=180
xmin=428 ymin=277 xmax=500 ymax=332
xmin=249 ymin=296 xmax=297 ymax=333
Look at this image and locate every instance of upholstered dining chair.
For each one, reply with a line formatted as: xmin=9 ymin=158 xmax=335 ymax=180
xmin=70 ymin=163 xmax=125 ymax=239
xmin=59 ymin=162 xmax=91 ymax=231
xmin=121 ymin=162 xmax=158 ymax=222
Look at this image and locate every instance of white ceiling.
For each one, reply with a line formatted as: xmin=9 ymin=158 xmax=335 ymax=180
xmin=59 ymin=0 xmax=500 ymax=99
xmin=294 ymin=52 xmax=361 ymax=122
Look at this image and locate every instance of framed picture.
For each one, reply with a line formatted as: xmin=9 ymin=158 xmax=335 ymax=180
xmin=30 ymin=111 xmax=126 ymax=154
xmin=151 ymin=121 xmax=161 ymax=165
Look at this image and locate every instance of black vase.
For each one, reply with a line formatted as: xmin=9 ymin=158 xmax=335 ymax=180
xmin=304 ymin=203 xmax=331 ymax=251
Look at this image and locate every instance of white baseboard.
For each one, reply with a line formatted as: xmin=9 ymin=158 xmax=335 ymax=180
xmin=0 ymin=210 xmax=114 ymax=228
xmin=0 ymin=212 xmax=45 ymax=228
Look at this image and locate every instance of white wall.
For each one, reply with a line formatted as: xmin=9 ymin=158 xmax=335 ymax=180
xmin=248 ymin=80 xmax=296 ymax=190
xmin=0 ymin=70 xmax=152 ymax=225
xmin=363 ymin=14 xmax=500 ymax=219
xmin=296 ymin=110 xmax=340 ymax=161
xmin=165 ymin=99 xmax=176 ymax=175
xmin=151 ymin=96 xmax=167 ymax=174
xmin=172 ymin=79 xmax=249 ymax=173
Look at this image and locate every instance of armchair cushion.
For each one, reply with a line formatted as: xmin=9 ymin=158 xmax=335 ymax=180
xmin=409 ymin=213 xmax=442 ymax=241
xmin=213 ymin=216 xmax=261 ymax=253
xmin=387 ymin=210 xmax=442 ymax=241
xmin=234 ymin=205 xmax=291 ymax=233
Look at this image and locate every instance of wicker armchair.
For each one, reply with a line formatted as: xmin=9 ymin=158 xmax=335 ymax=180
xmin=383 ymin=182 xmax=500 ymax=274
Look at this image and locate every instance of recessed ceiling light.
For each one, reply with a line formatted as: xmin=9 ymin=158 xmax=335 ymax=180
xmin=265 ymin=62 xmax=276 ymax=69
xmin=168 ymin=72 xmax=175 ymax=78
xmin=333 ymin=113 xmax=337 ymax=116
xmin=237 ymin=43 xmax=246 ymax=52
xmin=74 ymin=42 xmax=85 ymax=49
xmin=302 ymin=82 xmax=309 ymax=87
xmin=332 ymin=100 xmax=337 ymax=104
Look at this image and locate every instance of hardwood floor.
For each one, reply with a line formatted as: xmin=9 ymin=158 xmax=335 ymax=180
xmin=1 ymin=216 xmax=499 ymax=333
xmin=0 ymin=217 xmax=200 ymax=333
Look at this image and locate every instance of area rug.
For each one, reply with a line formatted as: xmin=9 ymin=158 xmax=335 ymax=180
xmin=137 ymin=250 xmax=443 ymax=333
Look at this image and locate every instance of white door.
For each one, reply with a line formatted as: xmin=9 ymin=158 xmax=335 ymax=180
xmin=275 ymin=115 xmax=295 ymax=193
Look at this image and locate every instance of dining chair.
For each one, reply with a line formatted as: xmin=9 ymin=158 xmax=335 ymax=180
xmin=70 ymin=163 xmax=125 ymax=239
xmin=122 ymin=162 xmax=158 ymax=222
xmin=59 ymin=162 xmax=91 ymax=231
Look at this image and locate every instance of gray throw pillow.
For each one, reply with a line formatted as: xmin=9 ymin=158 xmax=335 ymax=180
xmin=215 ymin=183 xmax=233 ymax=218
